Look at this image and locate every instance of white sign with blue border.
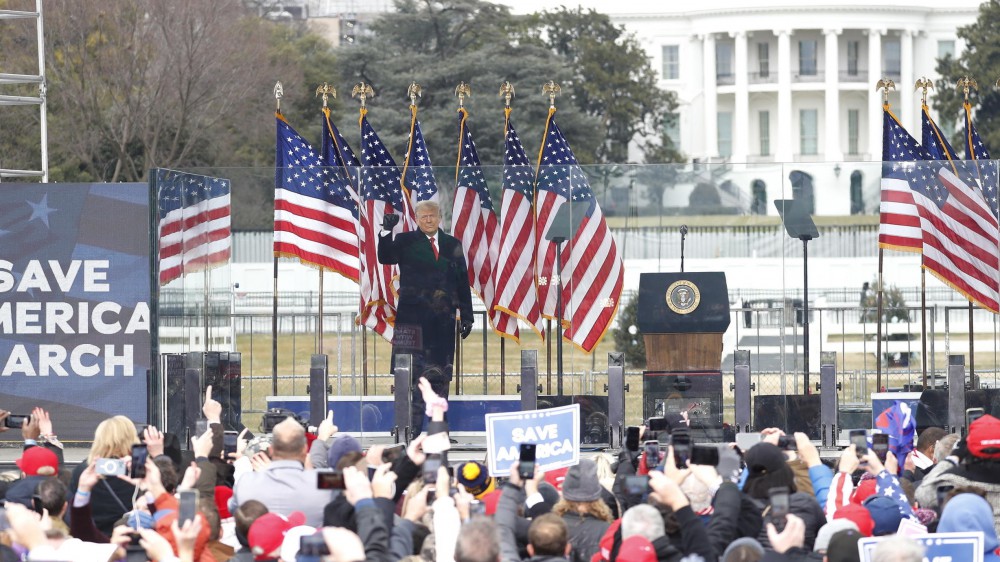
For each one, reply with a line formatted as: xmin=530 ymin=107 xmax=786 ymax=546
xmin=485 ymin=404 xmax=580 ymax=477
xmin=858 ymin=531 xmax=984 ymax=562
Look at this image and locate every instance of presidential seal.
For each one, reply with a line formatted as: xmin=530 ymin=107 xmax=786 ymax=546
xmin=666 ymin=280 xmax=700 ymax=314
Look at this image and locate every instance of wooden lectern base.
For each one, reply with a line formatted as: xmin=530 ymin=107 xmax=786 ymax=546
xmin=643 ymin=333 xmax=723 ymax=372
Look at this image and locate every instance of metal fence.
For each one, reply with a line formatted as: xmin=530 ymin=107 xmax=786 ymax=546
xmin=161 ymin=301 xmax=1000 ymax=429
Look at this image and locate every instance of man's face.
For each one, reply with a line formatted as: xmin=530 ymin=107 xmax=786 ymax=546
xmin=417 ymin=207 xmax=441 ymax=235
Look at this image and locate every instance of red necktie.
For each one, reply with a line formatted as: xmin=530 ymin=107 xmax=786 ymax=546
xmin=429 ymin=236 xmax=438 ymax=260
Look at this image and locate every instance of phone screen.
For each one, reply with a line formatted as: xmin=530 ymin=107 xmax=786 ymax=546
xmin=644 ymin=440 xmax=660 ymax=469
xmin=625 ymin=475 xmax=649 ymax=495
xmin=130 ymin=444 xmax=148 ymax=479
xmin=423 ymin=454 xmax=442 ymax=481
xmin=849 ymin=429 xmax=868 ymax=458
xmin=690 ymin=444 xmax=719 ymax=466
xmin=316 ymin=470 xmax=345 ymax=490
xmin=625 ymin=426 xmax=641 ymax=451
xmin=967 ymin=408 xmax=985 ymax=427
xmin=223 ymin=431 xmax=238 ymax=457
xmin=382 ymin=444 xmax=405 ymax=464
xmin=4 ymin=414 xmax=28 ymax=429
xmin=647 ymin=417 xmax=668 ymax=432
xmin=178 ymin=490 xmax=198 ymax=526
xmin=769 ymin=486 xmax=790 ymax=531
xmin=195 ymin=419 xmax=209 ymax=436
xmin=871 ymin=433 xmax=889 ymax=462
xmin=518 ymin=444 xmax=537 ymax=480
xmin=671 ymin=432 xmax=691 ymax=469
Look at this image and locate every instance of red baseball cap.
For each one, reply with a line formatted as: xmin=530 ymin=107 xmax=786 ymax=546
xmin=834 ymin=503 xmax=874 ymax=537
xmin=967 ymin=415 xmax=1000 ymax=460
xmin=248 ymin=512 xmax=306 ymax=561
xmin=16 ymin=447 xmax=58 ymax=476
xmin=617 ymin=535 xmax=657 ymax=562
xmin=850 ymin=478 xmax=877 ymax=504
xmin=214 ymin=486 xmax=234 ymax=519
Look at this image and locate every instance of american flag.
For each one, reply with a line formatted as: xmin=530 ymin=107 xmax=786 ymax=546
xmin=358 ymin=110 xmax=415 ymax=340
xmin=534 ymin=110 xmax=624 ymax=352
xmin=494 ymin=109 xmax=543 ymax=341
xmin=449 ymin=108 xmax=514 ymax=338
xmin=964 ymin=102 xmax=1000 ymax=218
xmin=883 ymin=110 xmax=1000 ymax=312
xmin=157 ymin=169 xmax=231 ymax=285
xmin=323 ymin=107 xmax=362 ymax=187
xmin=273 ymin=112 xmax=360 ymax=281
xmin=401 ymin=106 xmax=440 ymax=204
xmin=879 ymin=106 xmax=922 ymax=254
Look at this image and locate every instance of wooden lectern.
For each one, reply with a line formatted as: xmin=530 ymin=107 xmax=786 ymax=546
xmin=636 ymin=272 xmax=731 ymax=371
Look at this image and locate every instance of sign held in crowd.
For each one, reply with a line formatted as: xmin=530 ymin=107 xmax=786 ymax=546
xmin=485 ymin=403 xmax=580 ymax=477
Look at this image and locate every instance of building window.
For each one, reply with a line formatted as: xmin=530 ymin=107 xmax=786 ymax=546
xmin=848 ymin=109 xmax=860 ymax=155
xmin=800 ymin=109 xmax=818 ymax=155
xmin=663 ymin=112 xmax=680 ymax=147
xmin=718 ymin=111 xmax=733 ymax=158
xmin=799 ymin=40 xmax=817 ymax=76
xmin=938 ymin=40 xmax=955 ymax=60
xmin=885 ymin=40 xmax=901 ymax=76
xmin=847 ymin=41 xmax=860 ymax=76
xmin=758 ymin=42 xmax=770 ymax=77
xmin=662 ymin=45 xmax=680 ymax=79
xmin=717 ymin=43 xmax=733 ymax=79
xmin=759 ymin=110 xmax=770 ymax=156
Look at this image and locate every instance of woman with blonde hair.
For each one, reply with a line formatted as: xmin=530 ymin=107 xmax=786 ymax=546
xmin=69 ymin=415 xmax=141 ymax=536
xmin=552 ymin=459 xmax=612 ymax=561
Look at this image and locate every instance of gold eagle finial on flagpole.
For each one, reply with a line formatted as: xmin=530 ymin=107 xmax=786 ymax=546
xmin=542 ymin=80 xmax=561 ymax=109
xmin=315 ymin=83 xmax=337 ymax=108
xmin=875 ymin=78 xmax=895 ymax=106
xmin=499 ymin=81 xmax=515 ymax=108
xmin=351 ymin=82 xmax=375 ymax=109
xmin=957 ymin=76 xmax=978 ymax=103
xmin=273 ymin=81 xmax=284 ymax=111
xmin=455 ymin=82 xmax=471 ymax=108
xmin=407 ymin=82 xmax=422 ymax=108
xmin=914 ymin=78 xmax=933 ymax=107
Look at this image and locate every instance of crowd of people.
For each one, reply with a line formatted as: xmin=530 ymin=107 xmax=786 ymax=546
xmin=2 ymin=380 xmax=1000 ymax=562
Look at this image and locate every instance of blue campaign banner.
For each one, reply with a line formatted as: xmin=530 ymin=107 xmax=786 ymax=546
xmin=858 ymin=532 xmax=984 ymax=562
xmin=486 ymin=404 xmax=580 ymax=477
xmin=0 ymin=183 xmax=151 ymax=440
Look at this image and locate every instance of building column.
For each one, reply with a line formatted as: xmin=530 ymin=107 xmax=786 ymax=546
xmin=776 ymin=29 xmax=793 ymax=162
xmin=703 ymin=33 xmax=718 ymax=159
xmin=868 ymin=28 xmax=885 ymax=160
xmin=824 ymin=29 xmax=842 ymax=161
xmin=732 ymin=31 xmax=749 ymax=163
xmin=900 ymin=29 xmax=915 ymax=132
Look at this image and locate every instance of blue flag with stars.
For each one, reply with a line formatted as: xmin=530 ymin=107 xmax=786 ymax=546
xmin=964 ymin=103 xmax=999 ymax=218
xmin=322 ymin=107 xmax=362 ymax=190
xmin=402 ymin=107 xmax=440 ymax=204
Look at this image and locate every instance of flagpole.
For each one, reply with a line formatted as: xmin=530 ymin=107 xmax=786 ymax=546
xmin=454 ymin=82 xmax=473 ymax=395
xmin=315 ymin=83 xmax=337 ymax=357
xmin=959 ymin=77 xmax=978 ymax=381
xmin=915 ymin=79 xmax=932 ymax=390
xmin=874 ymin=80 xmax=894 ymax=394
xmin=272 ymin=82 xmax=283 ymax=395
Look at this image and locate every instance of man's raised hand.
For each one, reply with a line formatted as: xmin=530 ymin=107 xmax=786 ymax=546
xmin=382 ymin=213 xmax=400 ymax=231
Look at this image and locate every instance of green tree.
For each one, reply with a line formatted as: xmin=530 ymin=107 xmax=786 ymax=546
xmin=933 ymin=0 xmax=1000 ymax=153
xmin=612 ymin=294 xmax=645 ymax=368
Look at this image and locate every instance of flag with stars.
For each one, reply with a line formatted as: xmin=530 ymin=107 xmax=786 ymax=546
xmin=273 ymin=112 xmax=360 ymax=282
xmin=401 ymin=105 xmax=440 ymax=205
xmin=534 ymin=108 xmax=623 ymax=352
xmin=494 ymin=109 xmax=544 ymax=341
xmin=157 ymin=169 xmax=231 ymax=285
xmin=884 ymin=110 xmax=1000 ymax=312
xmin=323 ymin=106 xmax=363 ymax=188
xmin=358 ymin=110 xmax=415 ymax=340
xmin=879 ymin=106 xmax=923 ymax=254
xmin=449 ymin=107 xmax=514 ymax=339
xmin=964 ymin=102 xmax=1000 ymax=218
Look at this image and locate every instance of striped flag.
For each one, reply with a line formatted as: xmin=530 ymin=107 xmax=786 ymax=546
xmin=401 ymin=105 xmax=440 ymax=205
xmin=879 ymin=106 xmax=923 ymax=254
xmin=273 ymin=112 xmax=360 ymax=281
xmin=534 ymin=109 xmax=624 ymax=352
xmin=449 ymin=107 xmax=515 ymax=338
xmin=157 ymin=169 xmax=231 ymax=285
xmin=494 ymin=109 xmax=543 ymax=341
xmin=358 ymin=110 xmax=415 ymax=341
xmin=884 ymin=110 xmax=1000 ymax=312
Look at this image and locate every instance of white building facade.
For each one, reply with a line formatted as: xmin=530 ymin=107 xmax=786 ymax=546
xmin=505 ymin=0 xmax=981 ymax=165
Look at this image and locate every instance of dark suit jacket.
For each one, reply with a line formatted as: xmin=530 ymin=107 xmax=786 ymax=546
xmin=378 ymin=228 xmax=473 ymax=373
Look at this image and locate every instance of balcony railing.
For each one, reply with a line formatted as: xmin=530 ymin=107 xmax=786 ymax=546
xmin=840 ymin=69 xmax=868 ymax=82
xmin=716 ymin=73 xmax=735 ymax=86
xmin=793 ymin=70 xmax=824 ymax=83
xmin=749 ymin=72 xmax=776 ymax=84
